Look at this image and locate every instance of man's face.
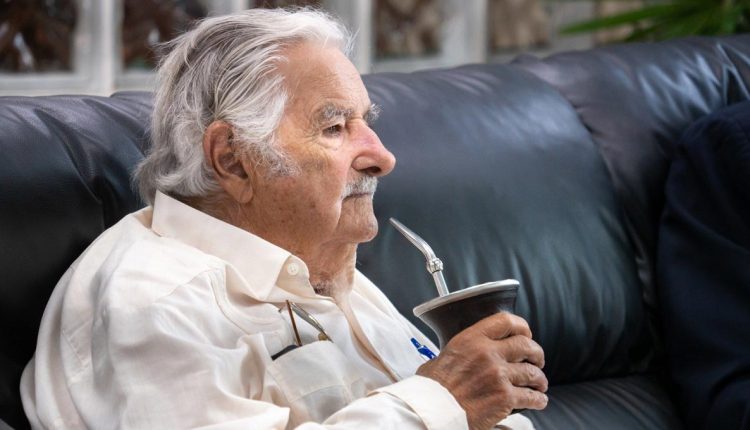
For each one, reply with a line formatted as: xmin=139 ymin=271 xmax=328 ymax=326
xmin=247 ymin=42 xmax=396 ymax=256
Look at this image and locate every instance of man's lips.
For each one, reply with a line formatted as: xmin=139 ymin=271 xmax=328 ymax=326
xmin=344 ymin=192 xmax=374 ymax=199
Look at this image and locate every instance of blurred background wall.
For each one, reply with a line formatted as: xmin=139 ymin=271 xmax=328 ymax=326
xmin=0 ymin=0 xmax=743 ymax=96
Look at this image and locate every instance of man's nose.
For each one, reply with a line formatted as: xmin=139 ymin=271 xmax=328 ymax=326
xmin=351 ymin=123 xmax=396 ymax=177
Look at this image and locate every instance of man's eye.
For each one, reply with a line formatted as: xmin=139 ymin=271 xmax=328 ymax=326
xmin=323 ymin=124 xmax=343 ymax=137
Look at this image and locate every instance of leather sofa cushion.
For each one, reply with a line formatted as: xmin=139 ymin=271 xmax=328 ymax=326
xmin=658 ymin=100 xmax=750 ymax=429
xmin=527 ymin=374 xmax=683 ymax=429
xmin=359 ymin=63 xmax=653 ymax=385
xmin=0 ymin=93 xmax=151 ymax=428
xmin=518 ymin=35 xmax=750 ymax=313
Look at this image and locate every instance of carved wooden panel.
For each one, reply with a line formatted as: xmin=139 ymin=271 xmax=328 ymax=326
xmin=488 ymin=0 xmax=549 ymax=53
xmin=122 ymin=0 xmax=207 ymax=70
xmin=0 ymin=0 xmax=78 ymax=73
xmin=374 ymin=0 xmax=442 ymax=59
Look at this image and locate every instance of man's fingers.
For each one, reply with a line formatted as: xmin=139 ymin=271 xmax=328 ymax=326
xmin=510 ymin=386 xmax=549 ymax=411
xmin=471 ymin=312 xmax=532 ymax=340
xmin=497 ymin=335 xmax=545 ymax=368
xmin=507 ymin=362 xmax=548 ymax=393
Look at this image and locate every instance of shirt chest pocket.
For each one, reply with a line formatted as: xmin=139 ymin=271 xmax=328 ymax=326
xmin=264 ymin=341 xmax=367 ymax=427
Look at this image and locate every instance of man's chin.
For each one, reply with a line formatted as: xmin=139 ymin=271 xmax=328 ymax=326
xmin=338 ymin=200 xmax=379 ymax=240
xmin=351 ymin=220 xmax=379 ymax=243
xmin=338 ymin=215 xmax=379 ymax=244
xmin=360 ymin=222 xmax=379 ymax=242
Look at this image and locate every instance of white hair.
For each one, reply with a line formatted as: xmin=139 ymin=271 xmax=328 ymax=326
xmin=134 ymin=8 xmax=352 ymax=205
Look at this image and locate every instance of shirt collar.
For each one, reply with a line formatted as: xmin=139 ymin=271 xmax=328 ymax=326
xmin=150 ymin=191 xmax=318 ymax=301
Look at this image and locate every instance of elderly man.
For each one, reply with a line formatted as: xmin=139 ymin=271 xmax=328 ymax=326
xmin=21 ymin=8 xmax=547 ymax=430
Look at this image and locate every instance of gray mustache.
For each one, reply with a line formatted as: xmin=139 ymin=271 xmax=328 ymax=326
xmin=343 ymin=176 xmax=378 ymax=198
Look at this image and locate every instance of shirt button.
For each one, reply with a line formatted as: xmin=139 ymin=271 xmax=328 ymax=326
xmin=286 ymin=263 xmax=300 ymax=276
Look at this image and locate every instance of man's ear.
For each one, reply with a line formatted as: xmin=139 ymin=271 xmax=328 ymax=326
xmin=202 ymin=121 xmax=254 ymax=204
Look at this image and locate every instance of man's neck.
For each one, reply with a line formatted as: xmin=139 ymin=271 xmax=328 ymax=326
xmin=304 ymin=242 xmax=358 ymax=302
xmin=189 ymin=196 xmax=360 ymax=301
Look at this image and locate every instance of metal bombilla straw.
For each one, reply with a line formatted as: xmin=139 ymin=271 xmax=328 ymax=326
xmin=389 ymin=218 xmax=450 ymax=297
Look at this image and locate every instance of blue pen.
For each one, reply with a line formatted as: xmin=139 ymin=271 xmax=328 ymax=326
xmin=411 ymin=337 xmax=437 ymax=360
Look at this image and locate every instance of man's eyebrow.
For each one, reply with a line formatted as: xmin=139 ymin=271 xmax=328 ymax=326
xmin=311 ymin=102 xmax=382 ymax=126
xmin=313 ymin=103 xmax=353 ymax=126
xmin=364 ymin=103 xmax=381 ymax=125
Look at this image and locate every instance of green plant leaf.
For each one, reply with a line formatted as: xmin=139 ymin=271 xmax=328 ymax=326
xmin=562 ymin=0 xmax=750 ymax=41
xmin=561 ymin=4 xmax=682 ymax=34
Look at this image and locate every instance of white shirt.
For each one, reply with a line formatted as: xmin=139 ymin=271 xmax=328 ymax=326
xmin=21 ymin=192 xmax=534 ymax=430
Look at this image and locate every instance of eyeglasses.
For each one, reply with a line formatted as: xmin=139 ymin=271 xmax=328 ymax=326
xmin=281 ymin=300 xmax=332 ymax=346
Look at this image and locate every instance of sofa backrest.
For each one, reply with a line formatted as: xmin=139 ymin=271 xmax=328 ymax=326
xmin=361 ymin=35 xmax=750 ymax=385
xmin=0 ymin=93 xmax=150 ymax=427
xmin=518 ymin=35 xmax=750 ymax=309
xmin=2 ymin=35 xmax=750 ymax=428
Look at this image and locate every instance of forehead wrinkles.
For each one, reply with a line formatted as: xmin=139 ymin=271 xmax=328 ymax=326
xmin=285 ymin=73 xmax=345 ymax=124
xmin=281 ymin=51 xmax=369 ymax=128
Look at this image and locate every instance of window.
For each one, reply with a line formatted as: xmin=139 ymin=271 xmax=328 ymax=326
xmin=0 ymin=0 xmax=601 ymax=96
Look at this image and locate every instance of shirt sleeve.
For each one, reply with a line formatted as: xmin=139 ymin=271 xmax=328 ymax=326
xmin=372 ymin=376 xmax=467 ymax=430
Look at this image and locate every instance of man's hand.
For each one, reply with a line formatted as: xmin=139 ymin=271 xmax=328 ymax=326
xmin=416 ymin=312 xmax=548 ymax=430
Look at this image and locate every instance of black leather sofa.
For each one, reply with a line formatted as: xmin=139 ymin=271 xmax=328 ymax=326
xmin=2 ymin=35 xmax=750 ymax=429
